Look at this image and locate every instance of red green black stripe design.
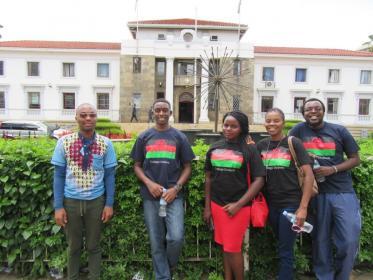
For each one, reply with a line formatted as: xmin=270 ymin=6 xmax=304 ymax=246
xmin=302 ymin=137 xmax=336 ymax=157
xmin=146 ymin=139 xmax=176 ymax=159
xmin=211 ymin=149 xmax=243 ymax=169
xmin=261 ymin=148 xmax=291 ymax=167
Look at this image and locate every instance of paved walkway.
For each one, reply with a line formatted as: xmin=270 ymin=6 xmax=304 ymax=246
xmin=1 ymin=271 xmax=373 ymax=279
xmin=351 ymin=271 xmax=373 ymax=280
xmin=299 ymin=271 xmax=373 ymax=280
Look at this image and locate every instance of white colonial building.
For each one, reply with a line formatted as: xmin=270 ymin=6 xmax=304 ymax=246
xmin=0 ymin=18 xmax=373 ymax=129
xmin=120 ymin=18 xmax=253 ymax=123
xmin=254 ymin=46 xmax=373 ymax=125
xmin=0 ymin=41 xmax=121 ymax=121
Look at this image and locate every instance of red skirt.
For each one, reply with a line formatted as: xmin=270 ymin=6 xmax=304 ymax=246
xmin=211 ymin=201 xmax=251 ymax=253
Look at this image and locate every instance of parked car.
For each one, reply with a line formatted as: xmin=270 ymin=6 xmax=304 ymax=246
xmin=51 ymin=127 xmax=73 ymax=139
xmin=0 ymin=120 xmax=51 ymax=138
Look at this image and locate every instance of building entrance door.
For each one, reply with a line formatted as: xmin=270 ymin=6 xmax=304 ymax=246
xmin=179 ymin=92 xmax=194 ymax=123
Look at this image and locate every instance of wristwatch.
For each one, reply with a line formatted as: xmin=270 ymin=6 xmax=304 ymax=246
xmin=174 ymin=183 xmax=183 ymax=192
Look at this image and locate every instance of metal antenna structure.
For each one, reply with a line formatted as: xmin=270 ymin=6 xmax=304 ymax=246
xmin=197 ymin=46 xmax=251 ymax=132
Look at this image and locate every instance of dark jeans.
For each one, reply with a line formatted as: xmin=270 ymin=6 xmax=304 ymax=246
xmin=313 ymin=193 xmax=361 ymax=280
xmin=269 ymin=206 xmax=298 ymax=280
xmin=64 ymin=196 xmax=104 ymax=280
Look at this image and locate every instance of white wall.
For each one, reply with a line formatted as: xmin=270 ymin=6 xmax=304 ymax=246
xmin=0 ymin=48 xmax=120 ymax=121
xmin=254 ymin=55 xmax=373 ymax=125
xmin=127 ymin=26 xmax=249 ymax=58
xmin=136 ymin=28 xmax=242 ymax=43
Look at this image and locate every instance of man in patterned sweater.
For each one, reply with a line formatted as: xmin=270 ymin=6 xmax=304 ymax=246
xmin=51 ymin=103 xmax=117 ymax=280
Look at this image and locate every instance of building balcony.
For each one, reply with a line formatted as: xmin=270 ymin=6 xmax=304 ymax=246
xmin=325 ymin=114 xmax=339 ymax=121
xmin=174 ymin=75 xmax=200 ymax=87
xmin=358 ymin=115 xmax=371 ymax=122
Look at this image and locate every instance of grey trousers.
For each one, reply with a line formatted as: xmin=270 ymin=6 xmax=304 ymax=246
xmin=64 ymin=196 xmax=104 ymax=280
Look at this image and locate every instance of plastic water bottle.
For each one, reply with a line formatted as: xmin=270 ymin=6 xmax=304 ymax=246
xmin=159 ymin=188 xmax=167 ymax=217
xmin=313 ymin=158 xmax=326 ymax=183
xmin=282 ymin=211 xmax=313 ymax=233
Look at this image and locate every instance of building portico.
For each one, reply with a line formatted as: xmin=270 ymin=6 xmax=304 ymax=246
xmin=120 ymin=18 xmax=254 ymax=123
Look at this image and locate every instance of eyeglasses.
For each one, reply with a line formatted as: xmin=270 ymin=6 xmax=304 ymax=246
xmin=79 ymin=113 xmax=97 ymax=118
xmin=304 ymin=107 xmax=323 ymax=113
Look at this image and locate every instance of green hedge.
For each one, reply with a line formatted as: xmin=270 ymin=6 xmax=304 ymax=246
xmin=60 ymin=119 xmax=124 ymax=136
xmin=284 ymin=119 xmax=302 ymax=135
xmin=96 ymin=118 xmax=112 ymax=123
xmin=95 ymin=120 xmax=124 ymax=136
xmin=0 ymin=138 xmax=372 ymax=279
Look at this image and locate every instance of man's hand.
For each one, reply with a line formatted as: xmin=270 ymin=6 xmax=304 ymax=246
xmin=147 ymin=182 xmax=164 ymax=198
xmin=163 ymin=187 xmax=178 ymax=203
xmin=314 ymin=166 xmax=335 ymax=178
xmin=101 ymin=206 xmax=114 ymax=223
xmin=54 ymin=208 xmax=68 ymax=227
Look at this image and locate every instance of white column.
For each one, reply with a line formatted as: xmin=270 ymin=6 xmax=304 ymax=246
xmin=166 ymin=57 xmax=174 ymax=122
xmin=193 ymin=58 xmax=197 ymax=124
xmin=199 ymin=65 xmax=209 ymax=122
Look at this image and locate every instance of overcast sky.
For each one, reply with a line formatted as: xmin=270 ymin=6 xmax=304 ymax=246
xmin=1 ymin=0 xmax=372 ymax=50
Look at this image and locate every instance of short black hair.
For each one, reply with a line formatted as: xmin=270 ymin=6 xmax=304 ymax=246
xmin=153 ymin=98 xmax=171 ymax=109
xmin=302 ymin=98 xmax=325 ymax=115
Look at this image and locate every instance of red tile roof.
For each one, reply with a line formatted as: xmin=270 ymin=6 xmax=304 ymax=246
xmin=0 ymin=40 xmax=121 ymax=50
xmin=1 ymin=40 xmax=372 ymax=58
xmin=254 ymin=46 xmax=373 ymax=57
xmin=128 ymin=18 xmax=247 ymax=28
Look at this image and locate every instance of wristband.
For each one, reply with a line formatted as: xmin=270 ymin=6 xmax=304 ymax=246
xmin=332 ymin=165 xmax=338 ymax=173
xmin=174 ymin=183 xmax=183 ymax=192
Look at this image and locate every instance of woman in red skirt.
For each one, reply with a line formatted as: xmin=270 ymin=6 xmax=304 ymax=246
xmin=204 ymin=111 xmax=265 ymax=279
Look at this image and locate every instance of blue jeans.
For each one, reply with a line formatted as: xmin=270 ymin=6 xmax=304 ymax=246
xmin=269 ymin=206 xmax=298 ymax=280
xmin=143 ymin=197 xmax=184 ymax=280
xmin=313 ymin=193 xmax=361 ymax=280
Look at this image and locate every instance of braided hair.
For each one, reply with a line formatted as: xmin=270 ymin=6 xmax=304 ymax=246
xmin=222 ymin=110 xmax=250 ymax=164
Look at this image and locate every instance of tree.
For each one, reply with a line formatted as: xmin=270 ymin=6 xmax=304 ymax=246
xmin=361 ymin=34 xmax=373 ymax=52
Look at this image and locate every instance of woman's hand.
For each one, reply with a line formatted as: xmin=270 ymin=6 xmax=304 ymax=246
xmin=295 ymin=207 xmax=307 ymax=227
xmin=203 ymin=207 xmax=212 ymax=225
xmin=223 ymin=202 xmax=241 ymax=217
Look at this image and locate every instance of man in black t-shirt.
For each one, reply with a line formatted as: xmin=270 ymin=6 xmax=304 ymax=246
xmin=289 ymin=98 xmax=361 ymax=280
xmin=130 ymin=99 xmax=195 ymax=280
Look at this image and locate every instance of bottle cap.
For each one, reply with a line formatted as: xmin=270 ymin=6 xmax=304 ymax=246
xmin=291 ymin=224 xmax=302 ymax=233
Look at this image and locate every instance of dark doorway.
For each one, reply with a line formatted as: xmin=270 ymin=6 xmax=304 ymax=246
xmin=157 ymin=92 xmax=165 ymax=99
xmin=179 ymin=101 xmax=194 ymax=123
xmin=179 ymin=92 xmax=194 ymax=123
